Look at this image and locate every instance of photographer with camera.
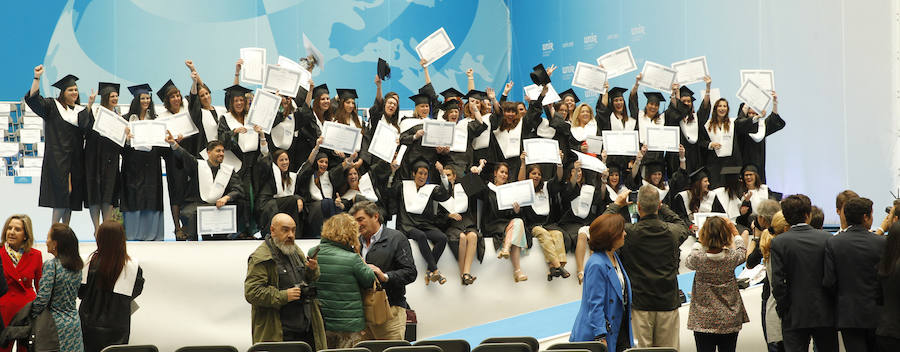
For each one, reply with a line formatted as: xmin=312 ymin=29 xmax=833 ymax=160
xmin=874 ymin=200 xmax=900 ymax=236
xmin=245 ymin=213 xmax=326 ymax=348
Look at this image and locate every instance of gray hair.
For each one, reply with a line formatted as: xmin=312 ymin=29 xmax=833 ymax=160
xmin=638 ymin=184 xmax=660 ymax=214
xmin=349 ymin=200 xmax=380 ymax=218
xmin=756 ymin=199 xmax=781 ymax=224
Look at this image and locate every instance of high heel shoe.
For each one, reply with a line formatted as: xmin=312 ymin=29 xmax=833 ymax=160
xmin=431 ymin=271 xmax=447 ymax=285
xmin=462 ymin=273 xmax=476 ymax=285
xmin=514 ymin=269 xmax=528 ymax=282
xmin=548 ymin=267 xmax=559 ymax=281
xmin=558 ymin=267 xmax=571 ymax=279
xmin=497 ymin=247 xmax=510 ymax=259
xmin=577 ymin=271 xmax=584 ymax=285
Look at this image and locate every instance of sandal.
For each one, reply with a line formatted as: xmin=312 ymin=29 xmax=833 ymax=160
xmin=559 ymin=267 xmax=571 ymax=279
xmin=497 ymin=247 xmax=510 ymax=259
xmin=462 ymin=273 xmax=476 ymax=286
xmin=431 ymin=271 xmax=447 ymax=285
xmin=514 ymin=269 xmax=528 ymax=283
xmin=548 ymin=267 xmax=559 ymax=281
xmin=577 ymin=271 xmax=585 ymax=285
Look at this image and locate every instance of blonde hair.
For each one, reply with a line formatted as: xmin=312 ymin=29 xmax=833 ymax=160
xmin=571 ymin=103 xmax=594 ymax=128
xmin=321 ymin=213 xmax=359 ymax=248
xmin=761 ymin=211 xmax=789 ymax=261
xmin=1 ymin=214 xmax=34 ymax=251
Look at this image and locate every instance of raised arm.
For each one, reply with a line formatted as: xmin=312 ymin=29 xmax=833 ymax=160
xmin=233 ymin=59 xmax=242 ymax=86
xmin=186 ymin=60 xmax=199 ymax=95
xmin=466 ymin=68 xmax=475 ymax=92
xmin=29 ymin=65 xmax=42 ymax=97
xmin=628 ymin=74 xmax=640 ymax=120
xmin=420 ymin=58 xmax=431 ymax=85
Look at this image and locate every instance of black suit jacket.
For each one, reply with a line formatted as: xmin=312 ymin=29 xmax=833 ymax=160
xmin=361 ymin=227 xmax=418 ymax=309
xmin=878 ymin=261 xmax=900 ymax=339
xmin=823 ymin=225 xmax=886 ymax=329
xmin=770 ymin=224 xmax=835 ymax=329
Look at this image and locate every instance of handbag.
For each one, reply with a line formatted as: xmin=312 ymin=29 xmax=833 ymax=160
xmin=362 ymin=280 xmax=392 ymax=326
xmin=30 ymin=308 xmax=60 ymax=352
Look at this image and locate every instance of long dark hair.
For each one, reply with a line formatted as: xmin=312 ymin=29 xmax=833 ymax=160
xmin=707 ymin=98 xmax=731 ymax=133
xmin=499 ymin=101 xmax=521 ymax=131
xmin=689 ymin=177 xmax=709 ymax=213
xmin=56 ymin=86 xmax=81 ymax=106
xmin=334 ymin=97 xmax=362 ymax=128
xmin=383 ymin=92 xmax=400 ymax=129
xmin=91 ymin=221 xmax=129 ymax=290
xmin=525 ymin=164 xmax=545 ymax=192
xmin=723 ymin=172 xmax=744 ymax=200
xmin=128 ymin=94 xmax=156 ymax=120
xmin=272 ymin=149 xmax=292 ymax=189
xmin=49 ymin=223 xmax=83 ymax=271
xmin=878 ymin=221 xmax=900 ymax=277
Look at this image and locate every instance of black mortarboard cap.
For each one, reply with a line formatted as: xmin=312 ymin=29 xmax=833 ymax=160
xmin=720 ymin=166 xmax=742 ymax=175
xmin=644 ymin=92 xmax=666 ymax=104
xmin=465 ymin=89 xmax=486 ymax=101
xmin=418 ymin=83 xmax=436 ymax=97
xmin=608 ymin=87 xmax=627 ymax=99
xmin=742 ymin=164 xmax=760 ymax=175
xmin=409 ymin=93 xmax=430 ymax=106
xmin=559 ymin=88 xmax=580 ymax=103
xmin=459 ymin=172 xmax=486 ymax=196
xmin=312 ymin=84 xmax=329 ymax=99
xmin=157 ymin=79 xmax=178 ymax=101
xmin=51 ymin=74 xmax=79 ymax=90
xmin=689 ymin=167 xmax=708 ymax=184
xmin=440 ymin=100 xmax=460 ymax=111
xmin=98 ymin=82 xmax=120 ymax=96
xmin=643 ymin=160 xmax=666 ymax=175
xmin=679 ymin=86 xmax=696 ymax=101
xmin=411 ymin=159 xmax=430 ymax=173
xmin=530 ymin=64 xmax=551 ymax=85
xmin=315 ymin=151 xmax=328 ymax=161
xmin=127 ymin=84 xmax=152 ymax=97
xmin=606 ymin=160 xmax=623 ymax=175
xmin=440 ymin=88 xmax=464 ymax=100
xmin=336 ymin=88 xmax=358 ymax=100
xmin=223 ymin=84 xmax=252 ymax=107
xmin=377 ymin=58 xmax=391 ymax=80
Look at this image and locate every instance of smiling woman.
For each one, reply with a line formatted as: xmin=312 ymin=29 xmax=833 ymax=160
xmin=0 ymin=214 xmax=42 ymax=352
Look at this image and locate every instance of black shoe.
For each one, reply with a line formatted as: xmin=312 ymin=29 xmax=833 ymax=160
xmin=558 ymin=267 xmax=571 ymax=278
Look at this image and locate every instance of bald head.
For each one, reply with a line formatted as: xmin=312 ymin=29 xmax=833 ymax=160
xmin=270 ymin=213 xmax=297 ymax=245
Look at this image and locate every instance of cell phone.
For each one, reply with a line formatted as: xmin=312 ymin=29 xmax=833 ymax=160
xmin=627 ymin=190 xmax=639 ymax=203
xmin=309 ymin=247 xmax=320 ymax=259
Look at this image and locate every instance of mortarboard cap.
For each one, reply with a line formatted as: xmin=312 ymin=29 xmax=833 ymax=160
xmin=157 ymin=79 xmax=179 ymax=101
xmin=312 ymin=84 xmax=329 ymax=99
xmin=127 ymin=84 xmax=152 ymax=97
xmin=459 ymin=172 xmax=486 ymax=196
xmin=720 ymin=166 xmax=742 ymax=175
xmin=465 ymin=89 xmax=486 ymax=101
xmin=559 ymin=88 xmax=580 ymax=103
xmin=608 ymin=87 xmax=627 ymax=99
xmin=689 ymin=167 xmax=708 ymax=184
xmin=98 ymin=82 xmax=120 ymax=96
xmin=679 ymin=86 xmax=696 ymax=101
xmin=303 ymin=33 xmax=324 ymax=69
xmin=51 ymin=74 xmax=79 ymax=90
xmin=742 ymin=164 xmax=760 ymax=175
xmin=440 ymin=88 xmax=464 ymax=100
xmin=440 ymin=100 xmax=460 ymax=111
xmin=315 ymin=151 xmax=328 ymax=161
xmin=409 ymin=93 xmax=431 ymax=106
xmin=411 ymin=159 xmax=430 ymax=173
xmin=644 ymin=92 xmax=666 ymax=104
xmin=223 ymin=84 xmax=252 ymax=107
xmin=336 ymin=88 xmax=358 ymax=100
xmin=643 ymin=160 xmax=666 ymax=175
xmin=530 ymin=64 xmax=551 ymax=85
xmin=377 ymin=58 xmax=391 ymax=80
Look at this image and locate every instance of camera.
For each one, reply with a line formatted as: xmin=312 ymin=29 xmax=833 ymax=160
xmin=627 ymin=190 xmax=639 ymax=203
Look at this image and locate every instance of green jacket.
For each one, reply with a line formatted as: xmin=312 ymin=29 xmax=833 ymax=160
xmin=310 ymin=239 xmax=377 ymax=332
xmin=244 ymin=242 xmax=327 ymax=350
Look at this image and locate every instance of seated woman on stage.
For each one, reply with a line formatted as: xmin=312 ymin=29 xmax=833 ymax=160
xmin=388 ymin=160 xmax=451 ymax=285
xmin=741 ymin=164 xmax=783 ymax=214
xmin=439 ymin=164 xmax=484 ymax=285
xmin=558 ymin=159 xmax=611 ymax=285
xmin=476 ymin=162 xmax=531 ymax=282
xmin=297 ymin=137 xmax=354 ymax=238
xmin=518 ymin=152 xmax=570 ymax=281
xmin=712 ymin=166 xmax=751 ymax=229
xmin=256 ymin=148 xmax=305 ymax=238
xmin=671 ymin=167 xmax=726 ymax=230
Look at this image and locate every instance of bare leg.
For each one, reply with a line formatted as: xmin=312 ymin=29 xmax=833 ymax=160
xmin=100 ymin=203 xmax=114 ymax=221
xmin=457 ymin=232 xmax=468 ymax=275
xmin=463 ymin=232 xmax=477 ymax=274
xmin=89 ymin=205 xmax=101 ymax=230
xmin=576 ymin=232 xmax=589 ymax=284
xmin=511 ymin=246 xmax=526 ymax=282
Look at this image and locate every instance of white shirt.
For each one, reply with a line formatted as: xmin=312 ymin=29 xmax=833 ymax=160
xmin=361 ymin=225 xmax=384 ymax=260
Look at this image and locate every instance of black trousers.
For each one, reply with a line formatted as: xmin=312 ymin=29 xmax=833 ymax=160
xmin=283 ymin=329 xmax=316 ymax=348
xmin=840 ymin=328 xmax=876 ymax=352
xmin=405 ymin=227 xmax=447 ymax=272
xmin=693 ymin=331 xmax=738 ymax=352
xmin=782 ymin=327 xmax=838 ymax=352
xmin=877 ymin=335 xmax=900 ymax=352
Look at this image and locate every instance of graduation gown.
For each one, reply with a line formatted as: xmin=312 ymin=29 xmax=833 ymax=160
xmin=78 ymin=260 xmax=144 ymax=352
xmin=557 ymin=181 xmax=611 ymax=251
xmin=439 ymin=175 xmax=485 ymax=262
xmin=120 ymin=118 xmax=170 ymax=212
xmin=158 ymin=105 xmax=191 ymax=206
xmin=387 ymin=178 xmax=451 ymax=233
xmin=478 ymin=183 xmax=533 ymax=250
xmin=83 ymin=107 xmax=123 ymax=206
xmin=187 ymin=92 xmax=222 ymax=157
xmin=293 ymin=101 xmax=325 ymax=173
xmin=670 ymin=190 xmax=725 ymax=228
xmin=667 ymin=97 xmax=710 ymax=174
xmin=488 ymin=99 xmax=541 ymax=180
xmin=521 ymin=179 xmax=564 ymax=235
xmin=296 ymin=158 xmax=346 ymax=236
xmin=699 ymin=116 xmax=753 ymax=187
xmin=398 ymin=117 xmax=439 ymax=180
xmin=439 ymin=118 xmax=488 ymax=177
xmin=23 ymin=92 xmax=89 ymax=210
xmin=264 ymin=111 xmax=304 ymax=171
xmin=255 ymin=152 xmax=304 ymax=236
xmin=596 ymin=96 xmax=637 ymax=170
xmin=738 ymin=112 xmax=785 ymax=183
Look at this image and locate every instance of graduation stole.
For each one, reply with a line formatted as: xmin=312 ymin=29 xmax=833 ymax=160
xmin=54 ymin=99 xmax=84 ymax=126
xmin=309 ymin=170 xmax=333 ymax=201
xmin=642 ymin=179 xmax=669 ymax=201
xmin=637 ymin=110 xmax=664 ymax=144
xmin=449 ymin=119 xmax=470 ymax=153
xmin=472 ymin=116 xmax=491 ymax=150
xmin=198 ymin=160 xmax=234 ymax=204
xmin=570 ymin=118 xmax=598 ymax=142
xmin=402 ymin=180 xmax=437 ymax=215
xmin=81 ymin=258 xmax=140 ymax=296
xmin=358 ymin=173 xmax=379 ymax=202
xmin=272 ymin=113 xmax=296 ymax=150
xmin=532 ymin=181 xmax=551 ymax=216
xmin=571 ymin=184 xmax=596 ymax=219
xmin=439 ymin=182 xmax=469 ymax=214
xmin=494 ymin=118 xmax=523 ymax=159
xmin=272 ymin=163 xmax=297 ymax=198
xmin=201 ymin=109 xmax=219 ymax=144
xmin=680 ymin=116 xmax=699 ymax=144
xmin=223 ymin=112 xmax=258 ymax=152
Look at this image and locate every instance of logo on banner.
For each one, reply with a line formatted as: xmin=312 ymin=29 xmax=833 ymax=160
xmin=631 ymin=25 xmax=646 ymax=40
xmin=562 ymin=41 xmax=574 ymax=48
xmin=542 ymin=41 xmax=554 ymax=56
xmin=562 ymin=65 xmax=575 ymax=74
xmin=584 ymin=33 xmax=598 ymax=49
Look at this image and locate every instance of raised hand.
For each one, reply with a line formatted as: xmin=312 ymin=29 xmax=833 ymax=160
xmin=34 ymin=65 xmax=44 ymax=78
xmin=374 ymin=74 xmax=382 ymax=86
xmin=546 ymin=64 xmax=557 ymax=77
xmin=503 ymin=81 xmax=514 ymax=96
xmin=466 ymin=68 xmax=474 ymax=78
xmin=87 ymin=89 xmax=97 ymax=106
xmin=185 ymin=60 xmax=195 ymax=71
xmin=486 ymin=87 xmax=496 ymax=101
xmin=420 ymin=58 xmax=428 ymax=68
xmin=703 ymin=75 xmax=712 ymax=87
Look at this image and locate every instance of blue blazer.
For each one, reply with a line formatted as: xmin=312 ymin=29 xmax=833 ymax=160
xmin=570 ymin=251 xmax=633 ymax=351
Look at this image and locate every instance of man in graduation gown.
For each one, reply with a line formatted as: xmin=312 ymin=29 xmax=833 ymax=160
xmin=167 ymin=136 xmax=246 ymax=240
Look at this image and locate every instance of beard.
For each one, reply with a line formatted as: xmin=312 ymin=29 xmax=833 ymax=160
xmin=274 ymin=238 xmax=299 ymax=255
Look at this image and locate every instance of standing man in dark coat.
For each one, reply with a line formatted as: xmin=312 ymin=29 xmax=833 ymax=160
xmin=823 ymin=197 xmax=886 ymax=352
xmin=351 ymin=201 xmax=417 ymax=340
xmin=770 ymin=194 xmax=838 ymax=352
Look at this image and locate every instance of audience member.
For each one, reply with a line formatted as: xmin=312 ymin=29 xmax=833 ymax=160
xmin=30 ymin=223 xmax=84 ymax=352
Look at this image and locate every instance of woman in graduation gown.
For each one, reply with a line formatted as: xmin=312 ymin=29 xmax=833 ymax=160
xmin=699 ymin=94 xmax=753 ymax=188
xmin=186 ymin=60 xmax=223 ymax=156
xmin=398 ymin=93 xmax=443 ymax=180
xmin=671 ymin=167 xmax=726 ymax=229
xmin=83 ymin=82 xmax=123 ymax=230
xmin=333 ymin=165 xmax=383 ymax=214
xmin=668 ymin=79 xmax=712 ymax=174
xmin=740 ymin=164 xmax=783 ymax=214
xmin=296 ymin=138 xmax=351 ymax=238
xmin=120 ymin=84 xmax=168 ymax=241
xmin=0 ymin=214 xmax=42 ymax=352
xmin=518 ymin=152 xmax=571 ymax=281
xmin=596 ymin=84 xmax=637 ymax=171
xmin=569 ymin=103 xmax=601 ymax=154
xmin=328 ymin=89 xmax=367 ymax=170
xmin=255 ymin=146 xmax=305 ymax=238
xmin=439 ymin=165 xmax=484 ymax=285
xmin=438 ymin=98 xmax=488 ymax=177
xmin=489 ymin=87 xmax=543 ymax=180
xmin=79 ymin=221 xmax=144 ymax=352
xmin=387 ymin=160 xmax=452 ymax=285
xmin=475 ymin=162 xmax=531 ymax=282
xmin=218 ymin=84 xmax=258 ymax=238
xmin=558 ymin=159 xmax=611 ymax=284
xmin=156 ymin=79 xmax=191 ymax=240
xmin=736 ymin=92 xmax=785 ymax=183
xmin=630 ymin=147 xmax=689 ymax=207
xmin=712 ymin=166 xmax=752 ymax=229
xmin=24 ymin=66 xmax=89 ymax=225
xmin=293 ymin=79 xmax=330 ymax=169
xmin=363 ymin=74 xmax=400 ymax=166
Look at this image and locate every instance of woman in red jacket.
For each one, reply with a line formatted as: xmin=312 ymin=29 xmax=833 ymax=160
xmin=0 ymin=214 xmax=42 ymax=352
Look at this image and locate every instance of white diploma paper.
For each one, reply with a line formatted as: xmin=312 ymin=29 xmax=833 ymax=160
xmin=523 ymin=83 xmax=561 ymax=106
xmin=19 ymin=129 xmax=41 ymax=144
xmin=572 ymin=150 xmax=607 ymax=173
xmin=368 ymin=120 xmax=399 ymax=163
xmin=585 ymin=135 xmax=604 ymax=154
xmin=93 ymin=106 xmax=128 ymax=147
xmin=496 ymin=180 xmax=536 ymax=210
xmin=421 ymin=119 xmax=456 ymax=147
xmin=601 ymin=130 xmax=639 ymax=156
xmin=571 ymin=62 xmax=608 ymax=93
xmin=694 ymin=212 xmax=728 ymax=230
xmin=129 ymin=121 xmax=169 ymax=148
xmin=239 ymin=47 xmax=266 ymax=85
xmin=321 ymin=121 xmax=361 ymax=155
xmin=263 ymin=64 xmax=303 ymax=97
xmin=638 ymin=61 xmax=677 ymax=92
xmin=158 ymin=111 xmax=198 ymax=139
xmin=197 ymin=205 xmax=238 ymax=235
xmin=523 ymin=138 xmax=561 ymax=165
xmin=596 ymin=46 xmax=637 ymax=79
xmin=736 ymin=79 xmax=772 ymax=115
xmin=672 ymin=56 xmax=710 ymax=85
xmin=416 ymin=27 xmax=455 ymax=67
xmin=247 ymin=89 xmax=281 ymax=134
xmin=646 ymin=126 xmax=680 ymax=152
xmin=278 ymin=56 xmax=312 ymax=89
xmin=740 ymin=69 xmax=775 ymax=92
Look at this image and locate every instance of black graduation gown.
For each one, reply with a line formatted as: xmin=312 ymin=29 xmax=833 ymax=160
xmin=439 ymin=175 xmax=486 ymax=262
xmin=386 ymin=177 xmax=451 ymax=233
xmin=738 ymin=112 xmax=785 ymax=183
xmin=296 ymin=159 xmax=347 ymax=237
xmin=521 ymin=178 xmax=564 ymax=234
xmin=264 ymin=111 xmax=305 ymax=171
xmin=83 ymin=108 xmax=123 ymax=207
xmin=477 ymin=184 xmax=533 ymax=250
xmin=120 ymin=142 xmax=170 ymax=213
xmin=439 ymin=119 xmax=488 ymax=177
xmin=78 ymin=263 xmax=144 ymax=352
xmin=698 ymin=115 xmax=754 ymax=188
xmin=487 ymin=99 xmax=541 ymax=180
xmin=557 ymin=180 xmax=611 ymax=251
xmin=596 ymin=96 xmax=637 ymax=172
xmin=23 ymin=92 xmax=89 ymax=210
xmin=187 ymin=92 xmax=221 ymax=157
xmin=292 ymin=103 xmax=324 ymax=173
xmin=255 ymin=153 xmax=304 ymax=236
xmin=670 ymin=191 xmax=726 ymax=228
xmin=175 ymin=147 xmax=244 ymax=206
xmin=398 ymin=117 xmax=441 ymax=180
xmin=667 ymin=96 xmax=710 ymax=174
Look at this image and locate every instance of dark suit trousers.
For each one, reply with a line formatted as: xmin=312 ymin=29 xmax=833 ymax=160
xmin=783 ymin=327 xmax=838 ymax=352
xmin=840 ymin=328 xmax=876 ymax=352
xmin=877 ymin=335 xmax=900 ymax=352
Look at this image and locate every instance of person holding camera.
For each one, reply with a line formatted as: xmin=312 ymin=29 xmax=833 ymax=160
xmin=604 ymin=184 xmax=691 ymax=349
xmin=244 ymin=213 xmax=326 ymax=348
